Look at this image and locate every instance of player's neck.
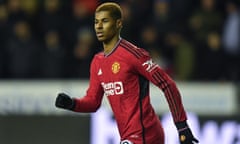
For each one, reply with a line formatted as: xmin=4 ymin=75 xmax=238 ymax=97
xmin=103 ymin=35 xmax=120 ymax=54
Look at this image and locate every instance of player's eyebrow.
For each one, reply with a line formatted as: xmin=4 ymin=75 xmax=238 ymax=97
xmin=95 ymin=18 xmax=111 ymax=23
xmin=95 ymin=17 xmax=110 ymax=21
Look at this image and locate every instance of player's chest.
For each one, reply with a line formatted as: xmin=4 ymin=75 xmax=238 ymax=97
xmin=96 ymin=58 xmax=134 ymax=82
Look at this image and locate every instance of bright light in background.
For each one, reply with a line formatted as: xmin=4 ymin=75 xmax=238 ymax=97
xmin=91 ymin=108 xmax=120 ymax=144
xmin=91 ymin=108 xmax=240 ymax=144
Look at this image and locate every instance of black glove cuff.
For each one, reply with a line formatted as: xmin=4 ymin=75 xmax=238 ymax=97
xmin=69 ymin=98 xmax=76 ymax=110
xmin=175 ymin=121 xmax=189 ymax=131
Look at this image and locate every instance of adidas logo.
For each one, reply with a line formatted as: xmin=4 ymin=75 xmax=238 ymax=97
xmin=98 ymin=69 xmax=102 ymax=75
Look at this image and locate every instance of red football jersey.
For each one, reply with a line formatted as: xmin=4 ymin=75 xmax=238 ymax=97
xmin=73 ymin=39 xmax=187 ymax=144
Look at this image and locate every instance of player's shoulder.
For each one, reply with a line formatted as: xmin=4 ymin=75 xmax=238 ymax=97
xmin=93 ymin=51 xmax=104 ymax=59
xmin=119 ymin=39 xmax=150 ymax=59
xmin=90 ymin=51 xmax=104 ymax=65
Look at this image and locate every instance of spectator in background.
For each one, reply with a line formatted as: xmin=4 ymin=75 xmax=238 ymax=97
xmin=37 ymin=0 xmax=64 ymax=40
xmin=40 ymin=30 xmax=65 ymax=78
xmin=153 ymin=0 xmax=173 ymax=44
xmin=139 ymin=23 xmax=167 ymax=69
xmin=68 ymin=27 xmax=96 ymax=78
xmin=7 ymin=0 xmax=26 ymax=26
xmin=198 ymin=31 xmax=223 ymax=80
xmin=21 ymin=0 xmax=39 ymax=34
xmin=140 ymin=24 xmax=159 ymax=51
xmin=189 ymin=0 xmax=223 ymax=80
xmin=170 ymin=0 xmax=196 ymax=34
xmin=36 ymin=0 xmax=67 ymax=78
xmin=73 ymin=0 xmax=97 ymax=14
xmin=132 ymin=0 xmax=153 ymax=22
xmin=152 ymin=0 xmax=176 ymax=75
xmin=164 ymin=31 xmax=195 ymax=80
xmin=64 ymin=0 xmax=98 ymax=78
xmin=222 ymin=0 xmax=240 ymax=81
xmin=128 ymin=0 xmax=154 ymax=43
xmin=119 ymin=1 xmax=137 ymax=42
xmin=174 ymin=35 xmax=195 ymax=81
xmin=189 ymin=0 xmax=222 ymax=45
xmin=5 ymin=20 xmax=40 ymax=78
xmin=0 ymin=3 xmax=8 ymax=77
xmin=65 ymin=0 xmax=97 ymax=50
xmin=21 ymin=0 xmax=38 ymax=17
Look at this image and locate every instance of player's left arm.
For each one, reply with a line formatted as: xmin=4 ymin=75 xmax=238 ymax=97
xmin=132 ymin=48 xmax=199 ymax=144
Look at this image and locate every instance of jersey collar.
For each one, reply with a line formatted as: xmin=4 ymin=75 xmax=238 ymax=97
xmin=104 ymin=37 xmax=122 ymax=57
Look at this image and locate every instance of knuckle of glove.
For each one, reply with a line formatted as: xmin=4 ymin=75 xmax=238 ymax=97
xmin=176 ymin=122 xmax=199 ymax=144
xmin=179 ymin=132 xmax=199 ymax=144
xmin=55 ymin=93 xmax=72 ymax=109
xmin=179 ymin=129 xmax=193 ymax=144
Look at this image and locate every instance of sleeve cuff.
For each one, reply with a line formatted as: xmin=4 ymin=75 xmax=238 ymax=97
xmin=175 ymin=121 xmax=188 ymax=130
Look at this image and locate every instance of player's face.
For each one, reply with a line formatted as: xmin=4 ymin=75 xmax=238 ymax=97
xmin=94 ymin=11 xmax=120 ymax=42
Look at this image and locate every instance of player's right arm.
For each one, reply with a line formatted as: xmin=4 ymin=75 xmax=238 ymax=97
xmin=55 ymin=55 xmax=104 ymax=113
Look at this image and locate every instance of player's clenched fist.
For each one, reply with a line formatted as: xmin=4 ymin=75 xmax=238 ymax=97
xmin=55 ymin=93 xmax=75 ymax=110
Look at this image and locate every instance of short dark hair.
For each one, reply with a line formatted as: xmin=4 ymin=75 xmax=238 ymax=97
xmin=95 ymin=2 xmax=123 ymax=20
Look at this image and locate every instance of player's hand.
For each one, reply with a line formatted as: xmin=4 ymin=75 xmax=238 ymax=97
xmin=175 ymin=121 xmax=199 ymax=144
xmin=55 ymin=93 xmax=75 ymax=110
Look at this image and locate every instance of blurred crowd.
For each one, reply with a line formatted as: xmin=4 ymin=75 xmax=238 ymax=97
xmin=0 ymin=0 xmax=239 ymax=81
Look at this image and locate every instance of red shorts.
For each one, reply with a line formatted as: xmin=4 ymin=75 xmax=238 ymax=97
xmin=122 ymin=120 xmax=165 ymax=144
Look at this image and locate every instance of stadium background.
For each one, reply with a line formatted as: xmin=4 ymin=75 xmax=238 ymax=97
xmin=0 ymin=0 xmax=240 ymax=144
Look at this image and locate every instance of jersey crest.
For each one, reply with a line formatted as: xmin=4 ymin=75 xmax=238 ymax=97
xmin=112 ymin=62 xmax=120 ymax=74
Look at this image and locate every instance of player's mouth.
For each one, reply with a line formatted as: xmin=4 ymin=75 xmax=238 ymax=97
xmin=96 ymin=32 xmax=103 ymax=37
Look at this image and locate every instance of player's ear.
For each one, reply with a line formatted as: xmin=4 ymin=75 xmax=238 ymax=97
xmin=116 ymin=19 xmax=123 ymax=29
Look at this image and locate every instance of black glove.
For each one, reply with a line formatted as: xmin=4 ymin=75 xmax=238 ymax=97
xmin=175 ymin=121 xmax=199 ymax=144
xmin=55 ymin=93 xmax=76 ymax=110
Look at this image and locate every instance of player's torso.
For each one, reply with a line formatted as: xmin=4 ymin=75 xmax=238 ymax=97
xmin=95 ymin=45 xmax=144 ymax=132
xmin=94 ymin=41 xmax=161 ymax=141
xmin=96 ymin=46 xmax=140 ymax=108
